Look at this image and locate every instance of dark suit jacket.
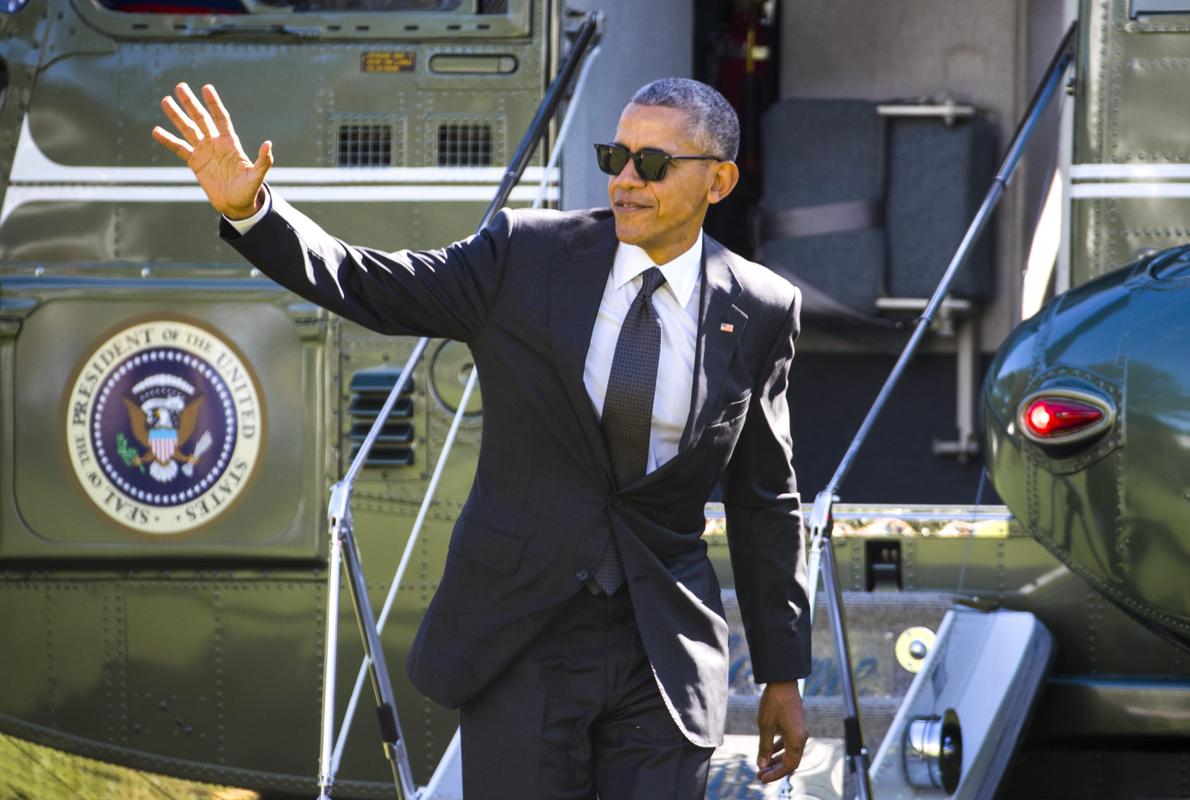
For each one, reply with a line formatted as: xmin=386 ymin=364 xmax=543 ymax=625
xmin=221 ymin=193 xmax=811 ymax=748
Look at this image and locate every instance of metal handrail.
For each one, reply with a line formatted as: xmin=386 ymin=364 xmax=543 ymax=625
xmin=315 ymin=12 xmax=602 ymax=798
xmin=318 ymin=338 xmax=427 ymax=799
xmin=806 ymin=19 xmax=1078 ymax=608
xmin=328 ymin=33 xmax=606 ymax=774
xmin=796 ymin=21 xmax=1078 ymax=800
xmin=329 ymin=368 xmax=478 ymax=775
xmin=324 ymin=16 xmax=600 ymax=522
xmin=532 ymin=44 xmax=602 ymax=208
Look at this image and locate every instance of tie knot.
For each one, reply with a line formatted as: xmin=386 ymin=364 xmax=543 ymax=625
xmin=639 ymin=267 xmax=666 ymax=298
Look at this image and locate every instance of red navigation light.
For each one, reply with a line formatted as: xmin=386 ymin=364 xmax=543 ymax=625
xmin=1023 ymin=397 xmax=1105 ymax=439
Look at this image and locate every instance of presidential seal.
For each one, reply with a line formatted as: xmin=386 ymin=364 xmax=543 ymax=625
xmin=65 ymin=320 xmax=264 ymax=535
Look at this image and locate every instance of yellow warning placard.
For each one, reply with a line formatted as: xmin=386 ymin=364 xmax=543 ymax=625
xmin=361 ymin=51 xmax=416 ymax=73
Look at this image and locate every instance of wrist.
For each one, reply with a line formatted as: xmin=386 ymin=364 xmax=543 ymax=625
xmin=765 ymin=680 xmax=802 ymax=696
xmin=225 ymin=187 xmax=265 ymax=221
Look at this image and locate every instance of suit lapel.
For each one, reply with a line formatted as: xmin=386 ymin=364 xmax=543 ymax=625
xmin=550 ymin=223 xmax=749 ymax=492
xmin=550 ymin=213 xmax=617 ymax=480
xmin=626 ymin=236 xmax=749 ymax=491
xmin=679 ymin=236 xmax=748 ymax=454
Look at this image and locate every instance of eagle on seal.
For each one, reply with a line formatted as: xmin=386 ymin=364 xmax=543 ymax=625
xmin=121 ymin=394 xmax=209 ymax=483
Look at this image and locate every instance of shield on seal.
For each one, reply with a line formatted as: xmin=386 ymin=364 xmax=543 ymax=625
xmin=149 ymin=427 xmax=177 ymax=464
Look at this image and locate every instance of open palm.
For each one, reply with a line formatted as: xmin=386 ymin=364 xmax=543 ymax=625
xmin=152 ymin=82 xmax=273 ymax=220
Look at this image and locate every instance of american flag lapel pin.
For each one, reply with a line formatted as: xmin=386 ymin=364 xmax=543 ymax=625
xmin=720 ymin=322 xmax=734 ymax=333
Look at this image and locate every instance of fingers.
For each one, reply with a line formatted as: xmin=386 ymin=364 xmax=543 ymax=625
xmin=175 ymin=82 xmax=219 ymax=139
xmin=758 ymin=738 xmax=785 ymax=771
xmin=151 ymin=126 xmax=193 ymax=161
xmin=157 ymin=82 xmax=246 ymax=162
xmin=756 ymin=734 xmax=806 ymax=784
xmin=756 ymin=721 xmax=775 ymax=770
xmin=754 ymin=682 xmax=809 ymax=783
xmin=755 ymin=731 xmax=784 ymax=783
xmin=160 ymin=95 xmax=202 ymax=145
xmin=757 ymin=761 xmax=786 ymax=783
xmin=782 ymin=736 xmax=805 ymax=775
xmin=202 ymin=83 xmax=234 ymax=137
xmin=252 ymin=140 xmax=274 ymax=181
xmin=756 ymin=754 xmax=791 ymax=783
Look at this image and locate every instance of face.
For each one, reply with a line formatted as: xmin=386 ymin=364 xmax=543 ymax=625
xmin=606 ymin=104 xmax=738 ymax=265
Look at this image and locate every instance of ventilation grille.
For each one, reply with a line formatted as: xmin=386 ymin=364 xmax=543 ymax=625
xmin=338 ymin=124 xmax=393 ymax=167
xmin=437 ymin=123 xmax=493 ymax=166
xmin=348 ymin=368 xmax=415 ymax=467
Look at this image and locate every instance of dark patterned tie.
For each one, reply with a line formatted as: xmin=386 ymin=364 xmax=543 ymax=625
xmin=591 ymin=266 xmax=667 ymax=595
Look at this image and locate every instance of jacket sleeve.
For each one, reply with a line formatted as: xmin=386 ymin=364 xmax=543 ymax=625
xmin=219 ymin=188 xmax=511 ymax=343
xmin=721 ymin=288 xmax=812 ymax=683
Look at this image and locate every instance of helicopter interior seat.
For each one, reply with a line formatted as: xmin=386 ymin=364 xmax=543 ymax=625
xmin=756 ymin=97 xmax=997 ymax=331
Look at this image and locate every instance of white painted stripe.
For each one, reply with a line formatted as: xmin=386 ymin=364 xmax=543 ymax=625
xmin=9 ymin=116 xmax=558 ymax=185
xmin=1071 ymin=182 xmax=1190 ymax=198
xmin=1071 ymin=163 xmax=1190 ymax=180
xmin=0 ymin=184 xmax=559 ymax=225
xmin=262 ymin=185 xmax=557 ymax=202
xmin=273 ymin=166 xmax=557 ymax=184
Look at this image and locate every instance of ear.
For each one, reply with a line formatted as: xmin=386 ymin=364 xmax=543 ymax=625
xmin=707 ymin=160 xmax=740 ymax=205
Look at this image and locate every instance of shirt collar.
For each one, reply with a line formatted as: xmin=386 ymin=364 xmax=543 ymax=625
xmin=611 ymin=234 xmax=703 ymax=309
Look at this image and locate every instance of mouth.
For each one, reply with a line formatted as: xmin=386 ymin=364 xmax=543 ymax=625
xmin=613 ymin=199 xmax=652 ymax=214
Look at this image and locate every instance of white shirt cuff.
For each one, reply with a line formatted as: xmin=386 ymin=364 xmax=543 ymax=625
xmin=223 ymin=187 xmax=271 ymax=234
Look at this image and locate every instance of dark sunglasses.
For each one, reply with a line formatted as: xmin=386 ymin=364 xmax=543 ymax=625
xmin=593 ymin=143 xmax=721 ymax=182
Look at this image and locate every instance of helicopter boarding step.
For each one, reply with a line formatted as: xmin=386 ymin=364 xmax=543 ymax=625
xmin=715 ymin=589 xmax=951 ymax=798
xmin=412 ymin=595 xmax=1051 ymax=800
xmin=416 ymin=589 xmax=989 ymax=799
xmin=710 ymin=604 xmax=1051 ymax=799
xmin=724 ymin=589 xmax=957 ymax=749
xmin=707 ymin=594 xmax=1051 ymax=798
xmin=870 ymin=605 xmax=1053 ymax=799
xmin=416 ymin=733 xmax=846 ymax=800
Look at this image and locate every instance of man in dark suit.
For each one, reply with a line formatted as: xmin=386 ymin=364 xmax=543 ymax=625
xmin=154 ymin=76 xmax=811 ymax=799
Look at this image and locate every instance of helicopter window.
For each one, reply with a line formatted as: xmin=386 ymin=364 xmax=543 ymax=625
xmin=95 ymin=0 xmax=249 ymax=13
xmin=1130 ymin=0 xmax=1190 ymax=15
xmin=94 ymin=0 xmax=461 ymax=13
xmin=257 ymin=0 xmax=462 ymax=9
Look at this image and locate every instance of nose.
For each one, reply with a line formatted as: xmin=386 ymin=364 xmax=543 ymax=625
xmin=609 ymin=155 xmax=645 ymax=190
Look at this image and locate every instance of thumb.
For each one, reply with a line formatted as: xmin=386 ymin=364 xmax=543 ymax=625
xmin=756 ymin=721 xmax=774 ymax=768
xmin=252 ymin=140 xmax=273 ymax=181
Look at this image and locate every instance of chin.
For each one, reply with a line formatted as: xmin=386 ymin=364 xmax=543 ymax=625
xmin=612 ymin=217 xmax=653 ymax=246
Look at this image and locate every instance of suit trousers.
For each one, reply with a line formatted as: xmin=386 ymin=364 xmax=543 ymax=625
xmin=459 ymin=588 xmax=714 ymax=799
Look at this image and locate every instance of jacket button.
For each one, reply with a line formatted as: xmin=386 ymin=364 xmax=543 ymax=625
xmin=611 ymin=498 xmax=623 ymax=508
xmin=576 ymin=569 xmax=590 ymax=582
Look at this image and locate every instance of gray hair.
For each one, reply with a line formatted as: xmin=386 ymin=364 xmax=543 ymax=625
xmin=629 ymin=78 xmax=739 ymax=162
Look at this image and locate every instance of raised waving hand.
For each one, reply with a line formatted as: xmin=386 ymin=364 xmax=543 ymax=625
xmin=152 ymin=82 xmax=273 ymax=220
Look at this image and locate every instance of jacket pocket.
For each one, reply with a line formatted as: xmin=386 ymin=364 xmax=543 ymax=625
xmin=448 ymin=515 xmax=528 ymax=575
xmin=709 ymin=390 xmax=752 ymax=427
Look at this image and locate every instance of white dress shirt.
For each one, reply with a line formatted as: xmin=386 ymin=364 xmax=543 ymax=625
xmin=227 ymin=194 xmax=702 ymax=474
xmin=225 ymin=191 xmax=272 ymax=235
xmin=583 ymin=237 xmax=702 ymax=475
